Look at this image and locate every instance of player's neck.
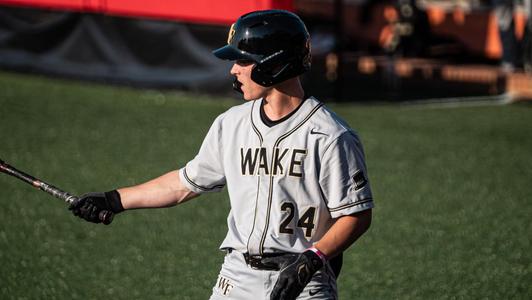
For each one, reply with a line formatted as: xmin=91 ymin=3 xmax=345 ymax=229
xmin=262 ymin=78 xmax=304 ymax=121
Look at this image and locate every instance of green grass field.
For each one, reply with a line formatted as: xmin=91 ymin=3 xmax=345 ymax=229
xmin=1 ymin=71 xmax=531 ymax=299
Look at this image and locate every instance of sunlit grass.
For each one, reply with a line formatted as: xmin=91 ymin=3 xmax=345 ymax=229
xmin=1 ymin=71 xmax=531 ymax=299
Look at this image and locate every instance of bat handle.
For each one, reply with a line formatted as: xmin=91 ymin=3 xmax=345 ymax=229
xmin=99 ymin=210 xmax=114 ymax=225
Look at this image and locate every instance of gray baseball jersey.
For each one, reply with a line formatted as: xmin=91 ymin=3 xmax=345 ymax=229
xmin=179 ymin=96 xmax=373 ymax=256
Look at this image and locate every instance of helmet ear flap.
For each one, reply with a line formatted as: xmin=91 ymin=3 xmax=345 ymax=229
xmin=251 ymin=51 xmax=303 ymax=87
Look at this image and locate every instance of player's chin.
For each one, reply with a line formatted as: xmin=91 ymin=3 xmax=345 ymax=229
xmin=242 ymin=88 xmax=258 ymax=101
xmin=242 ymin=93 xmax=255 ymax=101
xmin=243 ymin=86 xmax=269 ymax=101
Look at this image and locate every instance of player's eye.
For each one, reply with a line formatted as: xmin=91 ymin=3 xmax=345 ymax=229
xmin=236 ymin=59 xmax=254 ymax=66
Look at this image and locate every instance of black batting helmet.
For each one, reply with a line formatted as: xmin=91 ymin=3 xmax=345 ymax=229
xmin=213 ymin=10 xmax=311 ymax=87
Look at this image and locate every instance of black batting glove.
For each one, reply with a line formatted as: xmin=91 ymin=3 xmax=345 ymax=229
xmin=262 ymin=250 xmax=324 ymax=300
xmin=69 ymin=190 xmax=124 ymax=223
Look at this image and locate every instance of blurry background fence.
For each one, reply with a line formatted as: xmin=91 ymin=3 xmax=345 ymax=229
xmin=0 ymin=0 xmax=531 ymax=101
xmin=0 ymin=7 xmax=232 ymax=92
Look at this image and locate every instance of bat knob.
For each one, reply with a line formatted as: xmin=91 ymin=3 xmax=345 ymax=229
xmin=99 ymin=210 xmax=114 ymax=225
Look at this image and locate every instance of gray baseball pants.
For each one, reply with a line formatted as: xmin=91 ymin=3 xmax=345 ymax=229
xmin=209 ymin=250 xmax=338 ymax=300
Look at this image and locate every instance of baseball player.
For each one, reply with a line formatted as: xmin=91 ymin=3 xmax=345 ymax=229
xmin=70 ymin=10 xmax=373 ymax=300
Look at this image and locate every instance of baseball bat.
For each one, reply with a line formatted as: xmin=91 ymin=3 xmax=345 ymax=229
xmin=0 ymin=159 xmax=113 ymax=225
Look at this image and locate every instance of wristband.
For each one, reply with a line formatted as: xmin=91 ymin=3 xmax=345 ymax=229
xmin=105 ymin=190 xmax=125 ymax=213
xmin=307 ymin=246 xmax=327 ymax=264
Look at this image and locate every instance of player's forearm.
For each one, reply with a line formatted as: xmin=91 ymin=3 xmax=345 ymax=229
xmin=314 ymin=209 xmax=372 ymax=259
xmin=117 ymin=170 xmax=198 ymax=209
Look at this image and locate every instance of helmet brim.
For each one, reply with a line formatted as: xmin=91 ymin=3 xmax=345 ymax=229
xmin=213 ymin=45 xmax=254 ymax=61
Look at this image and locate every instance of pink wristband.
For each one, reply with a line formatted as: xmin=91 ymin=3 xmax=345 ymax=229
xmin=308 ymin=246 xmax=327 ymax=263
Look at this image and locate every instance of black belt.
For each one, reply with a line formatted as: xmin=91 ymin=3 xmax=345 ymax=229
xmin=242 ymin=252 xmax=289 ymax=271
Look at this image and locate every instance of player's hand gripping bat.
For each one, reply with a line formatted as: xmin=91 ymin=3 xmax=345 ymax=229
xmin=0 ymin=159 xmax=113 ymax=224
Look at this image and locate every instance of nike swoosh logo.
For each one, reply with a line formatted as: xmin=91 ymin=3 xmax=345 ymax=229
xmin=309 ymin=288 xmax=323 ymax=296
xmin=310 ymin=129 xmax=328 ymax=136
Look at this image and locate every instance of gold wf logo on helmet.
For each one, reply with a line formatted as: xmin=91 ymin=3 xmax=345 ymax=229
xmin=227 ymin=23 xmax=236 ymax=44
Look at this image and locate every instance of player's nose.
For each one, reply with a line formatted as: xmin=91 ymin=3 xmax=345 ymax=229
xmin=230 ymin=63 xmax=240 ymax=75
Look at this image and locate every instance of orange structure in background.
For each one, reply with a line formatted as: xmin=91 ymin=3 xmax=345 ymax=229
xmin=424 ymin=4 xmax=528 ymax=60
xmin=296 ymin=0 xmax=528 ymax=61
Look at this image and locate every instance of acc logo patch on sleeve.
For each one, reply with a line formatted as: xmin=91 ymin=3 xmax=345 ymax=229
xmin=352 ymin=170 xmax=368 ymax=190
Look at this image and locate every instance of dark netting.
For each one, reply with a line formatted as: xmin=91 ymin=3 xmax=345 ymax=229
xmin=0 ymin=6 xmax=233 ymax=93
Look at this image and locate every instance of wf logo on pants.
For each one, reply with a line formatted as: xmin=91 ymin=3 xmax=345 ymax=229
xmin=216 ymin=276 xmax=234 ymax=296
